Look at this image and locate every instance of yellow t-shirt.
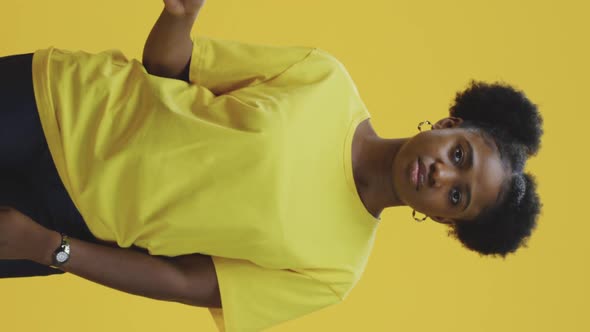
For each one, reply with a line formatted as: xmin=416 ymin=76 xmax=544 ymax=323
xmin=31 ymin=35 xmax=380 ymax=332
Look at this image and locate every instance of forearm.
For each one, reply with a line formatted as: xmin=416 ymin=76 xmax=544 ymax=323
xmin=36 ymin=231 xmax=192 ymax=305
xmin=142 ymin=8 xmax=199 ymax=80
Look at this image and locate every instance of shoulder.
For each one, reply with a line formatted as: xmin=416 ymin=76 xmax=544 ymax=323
xmin=308 ymin=48 xmax=351 ymax=74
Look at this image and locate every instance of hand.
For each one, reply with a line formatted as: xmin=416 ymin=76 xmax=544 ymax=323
xmin=0 ymin=206 xmax=58 ymax=262
xmin=163 ymin=0 xmax=206 ymax=17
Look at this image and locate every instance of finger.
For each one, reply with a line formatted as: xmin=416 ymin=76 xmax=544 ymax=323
xmin=163 ymin=0 xmax=184 ymax=15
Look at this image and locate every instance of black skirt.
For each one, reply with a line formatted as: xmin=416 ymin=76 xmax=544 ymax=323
xmin=0 ymin=52 xmax=100 ymax=278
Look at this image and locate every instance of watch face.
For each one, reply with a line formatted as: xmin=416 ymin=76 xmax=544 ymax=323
xmin=56 ymin=252 xmax=69 ymax=263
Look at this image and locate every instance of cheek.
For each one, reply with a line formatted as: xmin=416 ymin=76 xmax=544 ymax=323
xmin=403 ymin=187 xmax=450 ymax=215
xmin=422 ymin=192 xmax=447 ymax=213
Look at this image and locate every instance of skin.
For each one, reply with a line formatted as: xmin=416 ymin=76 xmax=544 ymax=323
xmin=0 ymin=0 xmax=505 ymax=310
xmin=1 ymin=1 xmax=222 ymax=309
xmin=163 ymin=0 xmax=205 ymax=17
xmin=352 ymin=116 xmax=508 ymax=226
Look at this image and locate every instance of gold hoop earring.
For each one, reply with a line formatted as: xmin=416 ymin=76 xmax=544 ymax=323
xmin=417 ymin=120 xmax=433 ymax=132
xmin=412 ymin=210 xmax=428 ymax=222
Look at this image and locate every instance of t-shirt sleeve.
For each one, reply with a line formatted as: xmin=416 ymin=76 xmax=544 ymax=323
xmin=207 ymin=256 xmax=342 ymax=332
xmin=189 ymin=36 xmax=315 ymax=95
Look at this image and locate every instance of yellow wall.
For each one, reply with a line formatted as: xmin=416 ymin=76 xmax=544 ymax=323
xmin=1 ymin=0 xmax=587 ymax=331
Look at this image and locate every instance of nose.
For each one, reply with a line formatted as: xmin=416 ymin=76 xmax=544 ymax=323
xmin=429 ymin=161 xmax=459 ymax=188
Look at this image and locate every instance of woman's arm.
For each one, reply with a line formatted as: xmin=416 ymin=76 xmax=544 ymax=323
xmin=36 ymin=231 xmax=221 ymax=308
xmin=142 ymin=1 xmax=206 ymax=81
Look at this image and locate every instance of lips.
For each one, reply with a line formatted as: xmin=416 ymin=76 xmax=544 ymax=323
xmin=410 ymin=158 xmax=429 ymax=191
xmin=417 ymin=158 xmax=427 ymax=190
xmin=410 ymin=159 xmax=419 ymax=190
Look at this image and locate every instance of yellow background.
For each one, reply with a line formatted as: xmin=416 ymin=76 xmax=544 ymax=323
xmin=1 ymin=0 xmax=588 ymax=331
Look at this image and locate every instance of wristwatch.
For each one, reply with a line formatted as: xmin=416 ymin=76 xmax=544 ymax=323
xmin=50 ymin=233 xmax=71 ymax=268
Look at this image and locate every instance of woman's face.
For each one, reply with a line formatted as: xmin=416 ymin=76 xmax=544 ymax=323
xmin=392 ymin=117 xmax=508 ymax=224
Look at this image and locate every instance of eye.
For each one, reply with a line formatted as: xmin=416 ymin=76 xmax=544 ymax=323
xmin=449 ymin=187 xmax=462 ymax=205
xmin=452 ymin=144 xmax=464 ymax=165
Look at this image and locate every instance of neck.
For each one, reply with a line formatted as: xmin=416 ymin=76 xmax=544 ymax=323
xmin=353 ymin=132 xmax=408 ymax=218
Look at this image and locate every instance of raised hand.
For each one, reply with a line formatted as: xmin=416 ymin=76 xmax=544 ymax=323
xmin=163 ymin=0 xmax=206 ymax=17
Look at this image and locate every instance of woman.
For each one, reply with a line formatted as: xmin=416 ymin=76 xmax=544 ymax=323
xmin=0 ymin=0 xmax=543 ymax=331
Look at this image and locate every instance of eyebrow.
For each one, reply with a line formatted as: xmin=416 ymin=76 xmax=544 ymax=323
xmin=462 ymin=139 xmax=474 ymax=212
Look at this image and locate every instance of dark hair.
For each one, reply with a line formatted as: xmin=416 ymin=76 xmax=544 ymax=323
xmin=446 ymin=80 xmax=543 ymax=258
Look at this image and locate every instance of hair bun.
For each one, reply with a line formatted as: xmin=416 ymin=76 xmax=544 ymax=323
xmin=449 ymin=80 xmax=543 ymax=156
xmin=449 ymin=172 xmax=541 ymax=257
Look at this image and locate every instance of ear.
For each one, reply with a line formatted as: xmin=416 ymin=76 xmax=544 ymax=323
xmin=430 ymin=215 xmax=456 ymax=226
xmin=432 ymin=116 xmax=463 ymax=130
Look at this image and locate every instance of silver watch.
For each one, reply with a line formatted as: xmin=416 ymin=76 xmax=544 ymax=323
xmin=51 ymin=233 xmax=71 ymax=268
